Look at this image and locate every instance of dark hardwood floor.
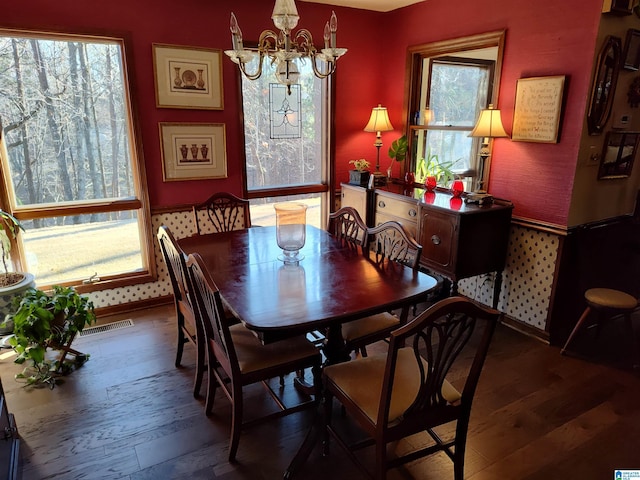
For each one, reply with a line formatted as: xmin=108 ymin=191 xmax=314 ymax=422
xmin=1 ymin=303 xmax=639 ymax=480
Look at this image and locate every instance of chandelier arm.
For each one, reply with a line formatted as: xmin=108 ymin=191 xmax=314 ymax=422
xmin=309 ymin=56 xmax=336 ymax=79
xmin=238 ymin=53 xmax=265 ymax=81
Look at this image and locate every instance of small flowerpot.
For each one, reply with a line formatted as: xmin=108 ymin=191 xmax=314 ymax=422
xmin=349 ymin=170 xmax=371 ymax=187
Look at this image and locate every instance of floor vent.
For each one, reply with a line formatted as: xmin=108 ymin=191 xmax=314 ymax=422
xmin=79 ymin=319 xmax=134 ymax=337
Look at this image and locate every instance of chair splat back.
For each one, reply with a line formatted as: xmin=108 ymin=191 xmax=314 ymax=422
xmin=157 ymin=226 xmax=189 ymax=304
xmin=381 ymin=296 xmax=499 ymax=429
xmin=328 ymin=206 xmax=368 ymax=248
xmin=367 ymin=220 xmax=421 ymax=269
xmin=192 ymin=192 xmax=251 ymax=235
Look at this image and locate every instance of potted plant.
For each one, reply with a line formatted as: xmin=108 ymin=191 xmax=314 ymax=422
xmin=348 ymin=158 xmax=371 ymax=187
xmin=387 ymin=135 xmax=408 ymax=178
xmin=416 ymin=148 xmax=456 ymax=189
xmin=0 ymin=210 xmax=34 ymax=335
xmin=4 ymin=285 xmax=96 ymax=387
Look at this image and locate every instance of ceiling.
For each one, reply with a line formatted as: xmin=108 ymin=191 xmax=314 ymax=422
xmin=300 ymin=0 xmax=425 ymax=13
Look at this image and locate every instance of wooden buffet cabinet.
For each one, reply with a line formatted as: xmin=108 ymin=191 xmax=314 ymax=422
xmin=340 ymin=183 xmax=513 ymax=308
xmin=0 ymin=377 xmax=20 ymax=480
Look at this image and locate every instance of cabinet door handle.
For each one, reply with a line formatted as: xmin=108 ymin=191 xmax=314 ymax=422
xmin=431 ymin=235 xmax=441 ymax=245
xmin=378 ymin=200 xmax=386 ymax=208
xmin=408 ymin=209 xmax=417 ymax=217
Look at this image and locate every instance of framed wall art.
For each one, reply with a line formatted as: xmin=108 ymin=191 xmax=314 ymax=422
xmin=623 ymin=29 xmax=640 ymax=71
xmin=159 ymin=123 xmax=227 ymax=181
xmin=153 ymin=44 xmax=223 ymax=110
xmin=512 ymin=75 xmax=566 ymax=143
xmin=598 ymin=130 xmax=640 ymax=179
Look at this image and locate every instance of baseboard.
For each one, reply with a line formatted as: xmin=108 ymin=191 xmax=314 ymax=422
xmin=95 ymin=295 xmax=173 ymax=319
xmin=501 ymin=314 xmax=550 ymax=344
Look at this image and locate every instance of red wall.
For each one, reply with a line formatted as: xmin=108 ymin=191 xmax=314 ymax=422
xmin=3 ymin=0 xmax=603 ymax=226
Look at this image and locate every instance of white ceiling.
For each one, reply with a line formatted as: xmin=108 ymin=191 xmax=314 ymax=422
xmin=300 ymin=0 xmax=425 ymax=13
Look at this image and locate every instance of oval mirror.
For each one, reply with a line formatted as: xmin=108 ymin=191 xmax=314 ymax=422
xmin=587 ymin=35 xmax=622 ymax=135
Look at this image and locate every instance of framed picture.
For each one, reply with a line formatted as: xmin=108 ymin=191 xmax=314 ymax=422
xmin=159 ymin=123 xmax=227 ymax=181
xmin=512 ymin=75 xmax=566 ymax=143
xmin=153 ymin=44 xmax=223 ymax=110
xmin=623 ymin=29 xmax=640 ymax=70
xmin=598 ymin=130 xmax=640 ymax=179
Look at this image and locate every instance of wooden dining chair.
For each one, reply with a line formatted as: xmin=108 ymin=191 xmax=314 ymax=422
xmin=157 ymin=225 xmax=205 ymax=398
xmin=327 ymin=206 xmax=368 ymax=249
xmin=341 ymin=220 xmax=422 ymax=357
xmin=322 ymin=296 xmax=501 ymax=480
xmin=192 ymin=191 xmax=252 ymax=235
xmin=185 ymin=252 xmax=322 ymax=462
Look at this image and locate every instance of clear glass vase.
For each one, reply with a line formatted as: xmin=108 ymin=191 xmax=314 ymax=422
xmin=274 ymin=202 xmax=307 ymax=264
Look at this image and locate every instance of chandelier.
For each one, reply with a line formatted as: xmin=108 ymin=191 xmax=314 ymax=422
xmin=224 ymin=0 xmax=347 ymax=94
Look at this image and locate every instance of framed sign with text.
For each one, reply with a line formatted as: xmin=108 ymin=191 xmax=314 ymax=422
xmin=512 ymin=75 xmax=566 ymax=143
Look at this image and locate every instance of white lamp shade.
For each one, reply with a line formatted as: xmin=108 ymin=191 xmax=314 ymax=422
xmin=364 ymin=104 xmax=394 ymax=132
xmin=470 ymin=104 xmax=509 ymax=138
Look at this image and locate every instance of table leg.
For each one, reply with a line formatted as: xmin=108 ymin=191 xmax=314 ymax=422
xmin=493 ymin=271 xmax=503 ymax=310
xmin=322 ymin=324 xmax=351 ymax=366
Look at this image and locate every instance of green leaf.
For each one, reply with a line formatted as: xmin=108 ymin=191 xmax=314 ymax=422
xmin=388 ymin=135 xmax=408 ymax=162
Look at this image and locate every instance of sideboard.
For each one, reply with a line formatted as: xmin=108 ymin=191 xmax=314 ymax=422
xmin=0 ymin=376 xmax=19 ymax=480
xmin=340 ymin=182 xmax=513 ymax=308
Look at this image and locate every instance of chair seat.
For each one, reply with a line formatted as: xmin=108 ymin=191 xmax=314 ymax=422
xmin=341 ymin=312 xmax=400 ymax=342
xmin=229 ymin=324 xmax=319 ymax=374
xmin=585 ymin=288 xmax=638 ymax=311
xmin=323 ymin=347 xmax=461 ymax=424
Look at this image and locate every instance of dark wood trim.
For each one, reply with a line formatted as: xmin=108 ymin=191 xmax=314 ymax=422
xmin=246 ymin=184 xmax=328 ymax=199
xmin=500 ymin=313 xmax=550 ymax=343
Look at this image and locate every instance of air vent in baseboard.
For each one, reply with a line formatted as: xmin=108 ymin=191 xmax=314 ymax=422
xmin=79 ymin=319 xmax=134 ymax=337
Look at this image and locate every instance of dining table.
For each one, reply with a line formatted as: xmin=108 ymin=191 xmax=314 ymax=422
xmin=178 ymin=224 xmax=438 ymax=478
xmin=178 ymin=224 xmax=438 ymax=363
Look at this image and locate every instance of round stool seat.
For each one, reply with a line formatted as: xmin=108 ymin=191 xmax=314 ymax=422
xmin=585 ymin=288 xmax=638 ymax=311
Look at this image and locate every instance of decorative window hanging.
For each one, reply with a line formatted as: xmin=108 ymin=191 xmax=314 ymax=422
xmin=269 ymin=83 xmax=301 ymax=139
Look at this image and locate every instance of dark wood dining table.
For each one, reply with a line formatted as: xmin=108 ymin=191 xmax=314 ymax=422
xmin=178 ymin=225 xmax=438 ymax=363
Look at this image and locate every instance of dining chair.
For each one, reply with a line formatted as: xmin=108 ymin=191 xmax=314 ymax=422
xmin=327 ymin=206 xmax=368 ymax=249
xmin=322 ymin=296 xmax=501 ymax=480
xmin=157 ymin=225 xmax=205 ymax=398
xmin=341 ymin=220 xmax=422 ymax=357
xmin=192 ymin=191 xmax=252 ymax=235
xmin=185 ymin=252 xmax=322 ymax=462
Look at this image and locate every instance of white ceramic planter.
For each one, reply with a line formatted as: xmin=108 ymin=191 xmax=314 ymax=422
xmin=0 ymin=272 xmax=35 ymax=334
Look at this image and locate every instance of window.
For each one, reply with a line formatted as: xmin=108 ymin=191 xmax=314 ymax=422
xmin=0 ymin=29 xmax=153 ymax=290
xmin=240 ymin=55 xmax=331 ymax=228
xmin=415 ymin=57 xmax=493 ymax=177
xmin=406 ymin=31 xmax=505 ymax=188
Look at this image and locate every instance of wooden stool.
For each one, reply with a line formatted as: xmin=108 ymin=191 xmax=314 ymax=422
xmin=561 ymin=288 xmax=639 ymax=367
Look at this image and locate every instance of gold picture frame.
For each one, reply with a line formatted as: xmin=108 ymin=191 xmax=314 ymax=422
xmin=153 ymin=44 xmax=223 ymax=110
xmin=160 ymin=123 xmax=227 ymax=181
xmin=512 ymin=75 xmax=566 ymax=143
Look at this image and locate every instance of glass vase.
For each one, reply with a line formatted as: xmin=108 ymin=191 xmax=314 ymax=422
xmin=274 ymin=203 xmax=307 ymax=264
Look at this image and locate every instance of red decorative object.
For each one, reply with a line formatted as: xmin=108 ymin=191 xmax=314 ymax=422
xmin=449 ymin=197 xmax=463 ymax=210
xmin=425 ymin=175 xmax=436 ymax=191
xmin=423 ymin=191 xmax=436 ymax=204
xmin=451 ymin=180 xmax=464 ymax=198
xmin=405 ymin=171 xmax=415 ymax=185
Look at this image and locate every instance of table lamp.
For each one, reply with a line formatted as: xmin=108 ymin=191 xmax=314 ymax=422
xmin=364 ymin=104 xmax=394 ymax=186
xmin=469 ymin=104 xmax=508 ymax=194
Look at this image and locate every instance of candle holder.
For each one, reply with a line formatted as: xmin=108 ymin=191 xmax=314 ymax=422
xmin=274 ymin=202 xmax=307 ymax=264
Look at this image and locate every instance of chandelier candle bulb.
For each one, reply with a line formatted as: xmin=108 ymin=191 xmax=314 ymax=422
xmin=329 ymin=12 xmax=337 ymax=48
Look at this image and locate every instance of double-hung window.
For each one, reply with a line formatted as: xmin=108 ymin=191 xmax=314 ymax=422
xmin=240 ymin=55 xmax=332 ymax=228
xmin=0 ymin=29 xmax=153 ymax=290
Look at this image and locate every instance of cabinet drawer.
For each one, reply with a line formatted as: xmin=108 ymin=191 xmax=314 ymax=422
xmin=375 ymin=194 xmax=419 ymax=223
xmin=375 ymin=212 xmax=417 ymax=239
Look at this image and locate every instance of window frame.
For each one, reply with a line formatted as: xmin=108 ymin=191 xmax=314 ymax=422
xmin=0 ymin=28 xmax=155 ymax=293
xmin=238 ymin=49 xmax=334 ymax=226
xmin=405 ymin=31 xmax=505 ymax=186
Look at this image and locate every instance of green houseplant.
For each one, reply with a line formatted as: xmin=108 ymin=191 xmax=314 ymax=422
xmin=387 ymin=135 xmax=408 ymax=178
xmin=348 ymin=158 xmax=371 ymax=187
xmin=0 ymin=210 xmax=34 ymax=335
xmin=415 ymin=148 xmax=456 ymax=187
xmin=4 ymin=285 xmax=96 ymax=387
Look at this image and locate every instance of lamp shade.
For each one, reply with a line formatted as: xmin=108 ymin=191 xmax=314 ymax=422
xmin=469 ymin=104 xmax=509 ymax=138
xmin=364 ymin=105 xmax=394 ymax=133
